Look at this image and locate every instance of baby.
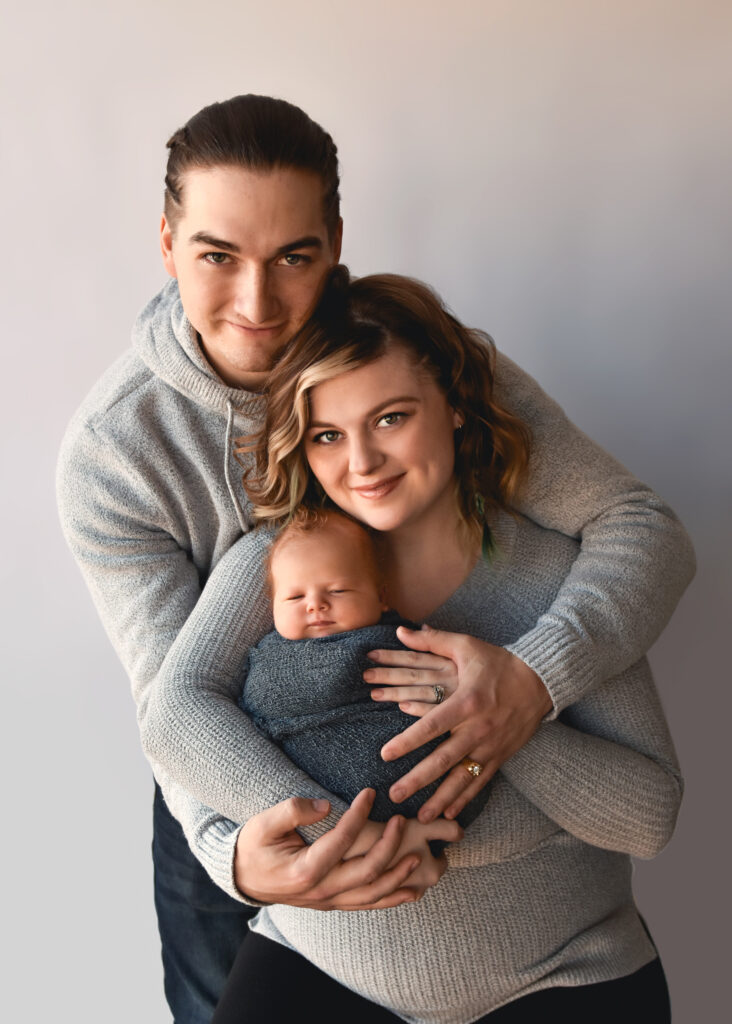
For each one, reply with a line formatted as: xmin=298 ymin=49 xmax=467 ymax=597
xmin=240 ymin=508 xmax=490 ymax=834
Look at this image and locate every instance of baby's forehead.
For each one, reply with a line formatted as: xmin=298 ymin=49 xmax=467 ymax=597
xmin=270 ymin=520 xmax=377 ymax=580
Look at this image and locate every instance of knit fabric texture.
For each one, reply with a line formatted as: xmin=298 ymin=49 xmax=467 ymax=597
xmin=241 ymin=617 xmax=490 ymax=842
xmin=247 ymin=515 xmax=683 ymax=1022
xmin=57 ymin=279 xmax=694 ymax=923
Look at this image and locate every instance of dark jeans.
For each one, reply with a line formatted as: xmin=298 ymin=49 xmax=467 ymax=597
xmin=213 ymin=931 xmax=671 ymax=1024
xmin=152 ymin=783 xmax=256 ymax=1024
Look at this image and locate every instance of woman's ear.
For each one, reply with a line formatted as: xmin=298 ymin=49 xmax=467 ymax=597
xmin=453 ymin=410 xmax=464 ymax=430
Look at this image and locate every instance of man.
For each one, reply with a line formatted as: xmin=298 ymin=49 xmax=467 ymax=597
xmin=57 ymin=95 xmax=694 ymax=1023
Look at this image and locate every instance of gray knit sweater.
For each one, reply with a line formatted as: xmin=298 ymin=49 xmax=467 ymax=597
xmin=240 ymin=617 xmax=490 ymax=838
xmin=160 ymin=511 xmax=685 ymax=1022
xmin=57 ymin=279 xmax=694 ymax=895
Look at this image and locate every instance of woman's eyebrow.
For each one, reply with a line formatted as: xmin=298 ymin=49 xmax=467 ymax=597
xmin=309 ymin=395 xmax=420 ymax=428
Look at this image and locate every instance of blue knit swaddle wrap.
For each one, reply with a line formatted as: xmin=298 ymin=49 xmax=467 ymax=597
xmin=240 ymin=616 xmax=489 ymax=840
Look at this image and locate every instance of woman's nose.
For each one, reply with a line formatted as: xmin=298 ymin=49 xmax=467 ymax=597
xmin=348 ymin=434 xmax=383 ymax=476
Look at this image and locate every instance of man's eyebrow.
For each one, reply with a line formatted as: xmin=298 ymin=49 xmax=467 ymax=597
xmin=273 ymin=235 xmax=324 ymax=256
xmin=309 ymin=395 xmax=420 ymax=428
xmin=188 ymin=232 xmax=240 ymax=252
xmin=187 ymin=233 xmax=324 ymax=256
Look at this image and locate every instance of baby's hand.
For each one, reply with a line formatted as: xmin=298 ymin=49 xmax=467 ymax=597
xmin=394 ymin=817 xmax=463 ymax=890
xmin=344 ymin=811 xmax=463 ymax=895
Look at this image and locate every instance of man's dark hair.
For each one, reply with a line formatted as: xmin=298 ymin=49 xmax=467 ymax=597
xmin=164 ymin=94 xmax=341 ymax=237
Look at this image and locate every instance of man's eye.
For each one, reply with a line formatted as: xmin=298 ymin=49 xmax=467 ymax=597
xmin=203 ymin=252 xmax=230 ymax=265
xmin=280 ymin=253 xmax=309 ymax=267
xmin=312 ymin=430 xmax=341 ymax=445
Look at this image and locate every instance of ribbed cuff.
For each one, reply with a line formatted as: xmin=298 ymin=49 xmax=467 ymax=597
xmin=505 ymin=622 xmax=600 ymax=718
xmin=194 ymin=819 xmax=261 ymax=906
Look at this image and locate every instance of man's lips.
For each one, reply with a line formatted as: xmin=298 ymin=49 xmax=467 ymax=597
xmin=351 ymin=474 xmax=405 ymax=499
xmin=225 ymin=320 xmax=286 ymax=336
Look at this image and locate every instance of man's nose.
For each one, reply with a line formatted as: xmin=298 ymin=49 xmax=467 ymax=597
xmin=234 ymin=267 xmax=278 ymax=324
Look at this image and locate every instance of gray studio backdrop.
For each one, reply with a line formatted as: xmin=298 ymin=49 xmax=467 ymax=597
xmin=3 ymin=2 xmax=730 ymax=1021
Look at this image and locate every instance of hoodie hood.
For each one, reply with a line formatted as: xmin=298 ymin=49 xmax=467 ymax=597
xmin=132 ymin=279 xmax=266 ymax=418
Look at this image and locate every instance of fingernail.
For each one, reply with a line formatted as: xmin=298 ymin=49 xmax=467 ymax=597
xmin=391 ymin=786 xmax=405 ymax=802
xmin=419 ymin=808 xmax=435 ymax=823
xmin=396 ymin=625 xmax=414 ymax=634
xmin=367 ymin=650 xmax=380 ymax=660
xmin=371 ymin=689 xmax=383 ymax=699
xmin=312 ymin=799 xmax=329 ymax=811
xmin=407 ymin=858 xmax=420 ymax=872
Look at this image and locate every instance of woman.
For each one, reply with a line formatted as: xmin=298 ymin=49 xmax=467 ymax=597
xmin=146 ymin=269 xmax=682 ymax=1021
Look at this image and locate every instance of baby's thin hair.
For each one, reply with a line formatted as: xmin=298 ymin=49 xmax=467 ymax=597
xmin=266 ymin=507 xmax=381 ymax=594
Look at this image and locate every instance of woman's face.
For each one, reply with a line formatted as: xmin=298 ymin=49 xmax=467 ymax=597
xmin=304 ymin=344 xmax=462 ymax=535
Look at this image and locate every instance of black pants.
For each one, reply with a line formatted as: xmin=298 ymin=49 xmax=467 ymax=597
xmin=212 ymin=931 xmax=671 ymax=1023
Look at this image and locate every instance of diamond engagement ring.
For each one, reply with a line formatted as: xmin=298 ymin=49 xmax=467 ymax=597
xmin=433 ymin=685 xmax=446 ymax=704
xmin=461 ymin=758 xmax=483 ymax=778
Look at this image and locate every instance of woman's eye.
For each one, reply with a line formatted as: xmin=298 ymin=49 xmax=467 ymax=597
xmin=202 ymin=252 xmax=230 ymax=265
xmin=312 ymin=430 xmax=341 ymax=445
xmin=378 ymin=412 xmax=404 ymax=427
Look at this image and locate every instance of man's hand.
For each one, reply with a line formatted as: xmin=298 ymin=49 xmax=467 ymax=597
xmin=234 ymin=788 xmax=437 ymax=910
xmin=365 ymin=625 xmax=553 ymax=822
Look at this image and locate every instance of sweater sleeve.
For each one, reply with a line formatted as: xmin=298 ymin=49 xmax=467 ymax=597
xmin=494 ymin=351 xmax=695 ymax=714
xmin=140 ymin=529 xmax=349 ymax=838
xmin=57 ymin=418 xmax=204 ymax=720
xmin=498 ymin=657 xmax=683 ymax=858
xmin=57 ymin=418 xmax=347 ymax=845
xmin=154 ymin=766 xmax=248 ymax=903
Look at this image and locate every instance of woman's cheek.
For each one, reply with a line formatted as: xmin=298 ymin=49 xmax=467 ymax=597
xmin=308 ymin=451 xmax=341 ymax=501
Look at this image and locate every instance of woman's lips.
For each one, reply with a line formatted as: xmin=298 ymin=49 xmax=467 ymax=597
xmin=351 ymin=474 xmax=404 ymax=499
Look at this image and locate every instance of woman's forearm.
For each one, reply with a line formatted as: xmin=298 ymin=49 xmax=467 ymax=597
xmin=140 ymin=526 xmax=349 ymax=836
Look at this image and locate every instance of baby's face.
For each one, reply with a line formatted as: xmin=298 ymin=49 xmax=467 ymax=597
xmin=271 ymin=525 xmax=386 ymax=641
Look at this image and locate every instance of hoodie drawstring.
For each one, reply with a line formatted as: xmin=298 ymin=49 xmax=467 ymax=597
xmin=224 ymin=400 xmax=250 ymax=534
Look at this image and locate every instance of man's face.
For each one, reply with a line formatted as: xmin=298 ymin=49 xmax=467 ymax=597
xmin=160 ymin=165 xmax=342 ymax=389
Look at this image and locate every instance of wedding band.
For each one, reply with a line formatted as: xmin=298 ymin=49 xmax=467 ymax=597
xmin=433 ymin=685 xmax=445 ymax=704
xmin=462 ymin=758 xmax=483 ymax=778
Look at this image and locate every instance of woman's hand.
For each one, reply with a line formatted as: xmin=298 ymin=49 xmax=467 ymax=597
xmin=234 ymin=788 xmax=443 ymax=910
xmin=365 ymin=625 xmax=552 ymax=822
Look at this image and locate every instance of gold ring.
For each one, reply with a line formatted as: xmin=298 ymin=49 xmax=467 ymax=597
xmin=461 ymin=758 xmax=483 ymax=778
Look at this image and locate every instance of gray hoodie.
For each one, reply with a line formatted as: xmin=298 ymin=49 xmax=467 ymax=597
xmin=58 ymin=279 xmax=695 ymax=894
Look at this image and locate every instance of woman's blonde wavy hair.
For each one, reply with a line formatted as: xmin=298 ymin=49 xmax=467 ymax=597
xmin=237 ymin=267 xmax=531 ymax=538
